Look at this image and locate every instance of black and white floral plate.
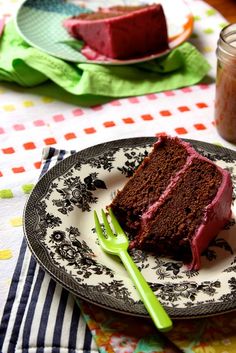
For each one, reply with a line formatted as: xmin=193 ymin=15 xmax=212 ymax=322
xmin=23 ymin=137 xmax=236 ymax=319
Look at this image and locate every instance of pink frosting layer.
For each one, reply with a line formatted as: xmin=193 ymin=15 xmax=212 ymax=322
xmin=141 ymin=137 xmax=232 ymax=270
xmin=190 ymin=168 xmax=232 ymax=270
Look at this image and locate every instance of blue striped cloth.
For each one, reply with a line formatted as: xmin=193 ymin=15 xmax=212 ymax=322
xmin=0 ymin=148 xmax=99 ymax=353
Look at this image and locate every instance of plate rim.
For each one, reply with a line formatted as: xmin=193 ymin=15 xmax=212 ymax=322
xmin=23 ymin=137 xmax=236 ymax=319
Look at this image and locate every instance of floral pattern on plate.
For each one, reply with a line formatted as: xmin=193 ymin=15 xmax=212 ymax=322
xmin=24 ymin=137 xmax=236 ymax=318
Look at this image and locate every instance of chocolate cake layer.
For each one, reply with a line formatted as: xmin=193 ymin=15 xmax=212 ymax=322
xmin=110 ymin=137 xmax=189 ymax=234
xmin=132 ymin=158 xmax=222 ymax=263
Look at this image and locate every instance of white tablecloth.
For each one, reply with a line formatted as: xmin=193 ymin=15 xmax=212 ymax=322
xmin=0 ymin=0 xmax=234 ymax=319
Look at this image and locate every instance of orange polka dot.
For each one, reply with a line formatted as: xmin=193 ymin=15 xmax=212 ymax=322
xmin=44 ymin=137 xmax=57 ymax=145
xmin=196 ymin=102 xmax=208 ymax=109
xmin=178 ymin=106 xmax=190 ymax=112
xmin=141 ymin=114 xmax=154 ymax=121
xmin=0 ymin=171 xmax=2 ymax=177
xmin=2 ymin=147 xmax=15 ymax=154
xmin=103 ymin=121 xmax=116 ymax=128
xmin=84 ymin=127 xmax=96 ymax=134
xmin=160 ymin=110 xmax=172 ymax=117
xmin=23 ymin=142 xmax=36 ymax=150
xmin=65 ymin=132 xmax=76 ymax=140
xmin=34 ymin=161 xmax=42 ymax=169
xmin=175 ymin=127 xmax=188 ymax=135
xmin=194 ymin=123 xmax=206 ymax=130
xmin=12 ymin=166 xmax=25 ymax=173
xmin=123 ymin=117 xmax=135 ymax=124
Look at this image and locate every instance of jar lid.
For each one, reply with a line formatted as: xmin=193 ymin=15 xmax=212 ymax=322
xmin=218 ymin=23 xmax=236 ymax=58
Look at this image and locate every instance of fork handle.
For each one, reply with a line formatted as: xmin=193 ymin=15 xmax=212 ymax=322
xmin=118 ymin=250 xmax=173 ymax=332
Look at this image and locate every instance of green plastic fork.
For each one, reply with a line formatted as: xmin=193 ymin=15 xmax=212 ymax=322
xmin=94 ymin=208 xmax=173 ymax=333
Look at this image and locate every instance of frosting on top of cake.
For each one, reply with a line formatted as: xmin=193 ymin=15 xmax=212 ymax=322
xmin=140 ymin=138 xmax=232 ymax=270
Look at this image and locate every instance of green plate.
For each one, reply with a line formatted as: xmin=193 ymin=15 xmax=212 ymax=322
xmin=15 ymin=0 xmax=194 ymax=65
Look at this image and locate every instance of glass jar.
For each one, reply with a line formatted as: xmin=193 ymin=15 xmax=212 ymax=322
xmin=215 ymin=24 xmax=236 ymax=143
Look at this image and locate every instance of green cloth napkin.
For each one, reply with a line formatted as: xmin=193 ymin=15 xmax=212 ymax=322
xmin=0 ymin=20 xmax=211 ymax=106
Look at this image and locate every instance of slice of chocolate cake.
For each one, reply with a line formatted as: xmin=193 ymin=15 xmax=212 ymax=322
xmin=63 ymin=4 xmax=168 ymax=59
xmin=109 ymin=136 xmax=232 ymax=270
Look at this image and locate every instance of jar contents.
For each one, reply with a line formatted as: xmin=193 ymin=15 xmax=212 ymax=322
xmin=215 ymin=60 xmax=236 ymax=142
xmin=214 ymin=24 xmax=236 ymax=143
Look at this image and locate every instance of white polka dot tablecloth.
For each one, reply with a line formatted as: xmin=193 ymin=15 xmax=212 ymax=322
xmin=0 ymin=0 xmax=234 ymax=322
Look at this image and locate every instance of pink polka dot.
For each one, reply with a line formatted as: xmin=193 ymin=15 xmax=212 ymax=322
xmin=0 ymin=127 xmax=5 ymax=134
xmin=34 ymin=120 xmax=45 ymax=127
xmin=110 ymin=100 xmax=121 ymax=106
xmin=72 ymin=108 xmax=84 ymax=116
xmin=53 ymin=114 xmax=65 ymax=122
xmin=13 ymin=124 xmax=25 ymax=131
xmin=146 ymin=94 xmax=157 ymax=100
xmin=182 ymin=87 xmax=192 ymax=93
xmin=198 ymin=84 xmax=209 ymax=90
xmin=164 ymin=91 xmax=175 ymax=96
xmin=128 ymin=97 xmax=140 ymax=103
